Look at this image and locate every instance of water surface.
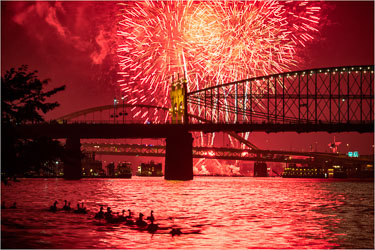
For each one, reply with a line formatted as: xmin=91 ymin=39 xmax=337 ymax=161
xmin=1 ymin=177 xmax=374 ymax=249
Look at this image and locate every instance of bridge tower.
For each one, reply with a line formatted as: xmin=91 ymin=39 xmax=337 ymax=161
xmin=165 ymin=75 xmax=193 ymax=180
xmin=169 ymin=76 xmax=188 ymax=124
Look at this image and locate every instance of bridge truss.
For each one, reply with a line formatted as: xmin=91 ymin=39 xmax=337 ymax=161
xmin=187 ymin=65 xmax=374 ymax=130
xmin=82 ymin=142 xmax=373 ymax=167
xmin=56 ymin=104 xmax=258 ymax=149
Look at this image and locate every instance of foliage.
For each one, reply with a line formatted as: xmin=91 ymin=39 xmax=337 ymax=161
xmin=2 ymin=65 xmax=65 ymax=124
xmin=1 ymin=65 xmax=66 ymax=177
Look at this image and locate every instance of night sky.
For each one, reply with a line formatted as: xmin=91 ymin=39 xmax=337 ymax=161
xmin=2 ymin=1 xmax=374 ymax=157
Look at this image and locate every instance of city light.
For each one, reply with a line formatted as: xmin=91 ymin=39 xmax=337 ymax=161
xmin=208 ymin=151 xmax=215 ymax=157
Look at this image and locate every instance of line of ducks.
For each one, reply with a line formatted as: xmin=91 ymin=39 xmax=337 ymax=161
xmin=49 ymin=200 xmax=87 ymax=214
xmin=48 ymin=200 xmax=182 ymax=236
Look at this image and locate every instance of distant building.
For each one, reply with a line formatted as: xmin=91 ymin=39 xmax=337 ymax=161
xmin=137 ymin=161 xmax=163 ymax=176
xmin=116 ymin=162 xmax=132 ymax=178
xmin=81 ymin=153 xmax=105 ymax=177
xmin=106 ymin=162 xmax=115 ymax=177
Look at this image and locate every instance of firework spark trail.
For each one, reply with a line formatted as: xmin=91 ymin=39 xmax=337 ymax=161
xmin=117 ymin=0 xmax=321 ymax=109
xmin=117 ymin=0 xmax=321 ymax=175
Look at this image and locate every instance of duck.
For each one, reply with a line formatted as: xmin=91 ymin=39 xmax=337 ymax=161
xmin=146 ymin=210 xmax=155 ymax=223
xmin=94 ymin=206 xmax=105 ymax=219
xmin=125 ymin=209 xmax=132 ymax=219
xmin=106 ymin=212 xmax=123 ymax=223
xmin=170 ymin=228 xmax=182 ymax=236
xmin=62 ymin=200 xmax=71 ymax=211
xmin=104 ymin=207 xmax=113 ymax=220
xmin=136 ymin=213 xmax=147 ymax=227
xmin=147 ymin=222 xmax=159 ymax=233
xmin=118 ymin=210 xmax=127 ymax=222
xmin=49 ymin=201 xmax=58 ymax=212
xmin=80 ymin=202 xmax=88 ymax=213
xmin=10 ymin=202 xmax=17 ymax=209
xmin=74 ymin=203 xmax=87 ymax=214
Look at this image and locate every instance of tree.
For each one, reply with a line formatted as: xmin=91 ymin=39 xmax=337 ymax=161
xmin=2 ymin=65 xmax=65 ymax=124
xmin=1 ymin=65 xmax=66 ymax=177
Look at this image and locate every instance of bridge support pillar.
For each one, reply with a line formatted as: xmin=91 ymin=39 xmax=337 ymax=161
xmin=165 ymin=131 xmax=193 ymax=180
xmin=64 ymin=137 xmax=82 ymax=180
xmin=254 ymin=162 xmax=268 ymax=177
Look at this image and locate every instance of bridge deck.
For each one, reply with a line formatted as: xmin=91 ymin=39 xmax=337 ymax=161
xmin=8 ymin=122 xmax=374 ymax=140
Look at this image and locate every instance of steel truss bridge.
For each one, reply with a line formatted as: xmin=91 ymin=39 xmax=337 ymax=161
xmin=187 ymin=65 xmax=373 ymax=132
xmin=54 ymin=65 xmax=374 ymax=133
xmin=9 ymin=65 xmax=374 ymax=180
xmin=82 ymin=142 xmax=373 ymax=166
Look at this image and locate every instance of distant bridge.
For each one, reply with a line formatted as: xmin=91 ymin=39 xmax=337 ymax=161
xmin=82 ymin=142 xmax=374 ymax=166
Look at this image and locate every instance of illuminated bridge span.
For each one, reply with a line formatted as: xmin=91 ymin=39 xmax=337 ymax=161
xmin=53 ymin=65 xmax=374 ymax=133
xmin=187 ymin=65 xmax=374 ymax=131
xmin=82 ymin=143 xmax=374 ymax=166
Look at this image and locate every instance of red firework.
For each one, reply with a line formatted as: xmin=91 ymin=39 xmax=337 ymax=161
xmin=117 ymin=0 xmax=321 ymax=107
xmin=116 ymin=0 xmax=322 ymax=175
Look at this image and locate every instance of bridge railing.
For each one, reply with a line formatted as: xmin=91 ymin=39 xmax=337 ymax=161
xmin=187 ymin=65 xmax=374 ymax=126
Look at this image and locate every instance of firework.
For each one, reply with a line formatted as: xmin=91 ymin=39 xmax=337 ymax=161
xmin=117 ymin=0 xmax=321 ymax=105
xmin=116 ymin=0 xmax=322 ymax=171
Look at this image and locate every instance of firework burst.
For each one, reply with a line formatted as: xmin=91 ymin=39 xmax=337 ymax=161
xmin=117 ymin=0 xmax=321 ymax=106
xmin=116 ymin=0 xmax=322 ymax=175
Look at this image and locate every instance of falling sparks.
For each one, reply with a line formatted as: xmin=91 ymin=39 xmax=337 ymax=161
xmin=116 ymin=0 xmax=322 ymax=173
xmin=117 ymin=0 xmax=321 ymax=108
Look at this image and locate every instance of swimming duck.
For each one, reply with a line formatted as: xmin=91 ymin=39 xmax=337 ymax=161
xmin=125 ymin=209 xmax=132 ymax=219
xmin=104 ymin=207 xmax=113 ymax=220
xmin=62 ymin=200 xmax=71 ymax=211
xmin=74 ymin=203 xmax=87 ymax=214
xmin=49 ymin=201 xmax=58 ymax=212
xmin=80 ymin=202 xmax=87 ymax=213
xmin=95 ymin=206 xmax=105 ymax=219
xmin=118 ymin=210 xmax=127 ymax=222
xmin=170 ymin=228 xmax=182 ymax=236
xmin=147 ymin=222 xmax=159 ymax=233
xmin=146 ymin=210 xmax=155 ymax=223
xmin=74 ymin=203 xmax=80 ymax=213
xmin=136 ymin=213 xmax=147 ymax=227
xmin=106 ymin=212 xmax=124 ymax=223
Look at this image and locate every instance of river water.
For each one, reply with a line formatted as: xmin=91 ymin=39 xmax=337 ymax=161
xmin=1 ymin=177 xmax=374 ymax=249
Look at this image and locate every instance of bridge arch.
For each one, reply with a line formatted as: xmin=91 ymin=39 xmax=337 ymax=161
xmin=55 ymin=103 xmax=258 ymax=150
xmin=56 ymin=104 xmax=170 ymax=124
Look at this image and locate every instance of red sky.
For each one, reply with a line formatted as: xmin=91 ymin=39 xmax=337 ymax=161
xmin=2 ymin=1 xmax=374 ymax=157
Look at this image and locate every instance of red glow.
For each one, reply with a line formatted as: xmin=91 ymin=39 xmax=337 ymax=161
xmin=117 ymin=1 xmax=322 ymax=107
xmin=208 ymin=150 xmax=215 ymax=157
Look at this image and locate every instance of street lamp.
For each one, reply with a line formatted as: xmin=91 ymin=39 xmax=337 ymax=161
xmin=113 ymin=98 xmax=118 ymax=123
xmin=121 ymin=96 xmax=125 ymax=124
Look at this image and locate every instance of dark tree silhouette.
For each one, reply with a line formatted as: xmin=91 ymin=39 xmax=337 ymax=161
xmin=2 ymin=65 xmax=65 ymax=124
xmin=1 ymin=65 xmax=66 ymax=178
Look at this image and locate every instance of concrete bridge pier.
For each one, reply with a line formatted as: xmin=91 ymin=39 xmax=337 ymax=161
xmin=64 ymin=137 xmax=82 ymax=180
xmin=254 ymin=162 xmax=268 ymax=177
xmin=165 ymin=131 xmax=193 ymax=180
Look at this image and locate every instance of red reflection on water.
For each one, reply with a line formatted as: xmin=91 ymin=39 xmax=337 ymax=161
xmin=1 ymin=178 xmax=374 ymax=249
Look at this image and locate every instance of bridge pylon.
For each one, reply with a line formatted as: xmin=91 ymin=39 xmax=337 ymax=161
xmin=63 ymin=137 xmax=82 ymax=180
xmin=165 ymin=130 xmax=193 ymax=180
xmin=166 ymin=75 xmax=193 ymax=180
xmin=169 ymin=75 xmax=188 ymax=124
